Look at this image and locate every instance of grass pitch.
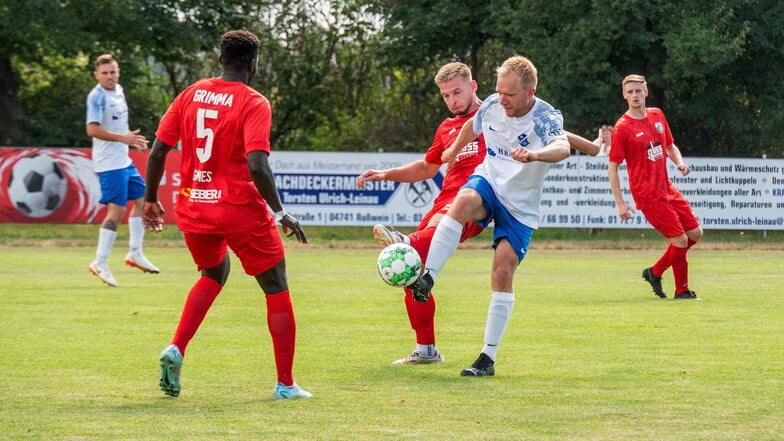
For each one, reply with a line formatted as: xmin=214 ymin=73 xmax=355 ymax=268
xmin=1 ymin=244 xmax=782 ymax=440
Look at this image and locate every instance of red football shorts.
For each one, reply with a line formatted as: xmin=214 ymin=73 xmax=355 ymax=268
xmin=419 ymin=199 xmax=484 ymax=241
xmin=642 ymin=191 xmax=700 ymax=238
xmin=183 ymin=221 xmax=284 ymax=276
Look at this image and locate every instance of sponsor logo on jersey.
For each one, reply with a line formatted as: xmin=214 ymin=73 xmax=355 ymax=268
xmin=548 ymin=129 xmax=564 ymax=137
xmin=181 ymin=187 xmax=222 ymax=203
xmin=647 ymin=141 xmax=665 ymax=162
xmin=455 ymin=140 xmax=480 ymax=162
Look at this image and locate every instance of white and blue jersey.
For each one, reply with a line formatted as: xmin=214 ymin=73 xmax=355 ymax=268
xmin=86 ymin=84 xmax=132 ymax=172
xmin=470 ymin=94 xmax=566 ymax=229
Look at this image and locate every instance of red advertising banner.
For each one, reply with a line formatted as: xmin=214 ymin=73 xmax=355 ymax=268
xmin=0 ymin=147 xmax=180 ymax=224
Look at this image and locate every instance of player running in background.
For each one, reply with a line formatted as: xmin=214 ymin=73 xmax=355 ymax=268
xmin=142 ymin=30 xmax=312 ymax=399
xmin=86 ymin=54 xmax=159 ymax=287
xmin=357 ymin=62 xmax=486 ymax=365
xmin=608 ymin=74 xmax=702 ymax=300
xmin=407 ymin=55 xmax=571 ymax=377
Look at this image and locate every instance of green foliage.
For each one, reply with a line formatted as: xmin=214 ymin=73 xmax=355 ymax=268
xmin=12 ymin=51 xmax=171 ymax=146
xmin=2 ymin=0 xmax=783 ymax=156
xmin=376 ymin=0 xmax=784 ymax=156
xmin=13 ymin=53 xmax=93 ymax=146
xmin=251 ymin=1 xmax=389 ymax=150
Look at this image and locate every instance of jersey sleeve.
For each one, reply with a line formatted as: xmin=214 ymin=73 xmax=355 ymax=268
xmin=473 ymin=94 xmax=498 ymax=135
xmin=85 ymin=89 xmax=104 ymax=125
xmin=155 ymin=95 xmax=183 ymax=146
xmin=659 ymin=110 xmax=675 ymax=147
xmin=423 ymin=124 xmax=446 ymax=165
xmin=609 ymin=120 xmax=626 ymax=163
xmin=535 ymin=109 xmax=567 ymax=145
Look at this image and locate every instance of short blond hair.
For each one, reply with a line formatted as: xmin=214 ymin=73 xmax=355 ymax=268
xmin=497 ymin=56 xmax=538 ymax=89
xmin=434 ymin=62 xmax=472 ymax=85
xmin=622 ymin=74 xmax=647 ymax=88
xmin=94 ymin=54 xmax=116 ymax=70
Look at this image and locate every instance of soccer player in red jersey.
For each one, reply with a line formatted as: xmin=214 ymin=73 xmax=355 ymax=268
xmin=142 ymin=30 xmax=312 ymax=399
xmin=356 ymin=62 xmax=486 ymax=365
xmin=608 ymin=74 xmax=703 ymax=300
xmin=357 ymin=63 xmax=600 ymax=365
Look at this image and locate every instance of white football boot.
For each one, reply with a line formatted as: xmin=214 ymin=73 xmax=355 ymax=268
xmin=124 ymin=251 xmax=160 ymax=273
xmin=88 ymin=261 xmax=119 ymax=287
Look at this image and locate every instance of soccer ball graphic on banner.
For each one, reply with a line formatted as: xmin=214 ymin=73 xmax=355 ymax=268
xmin=377 ymin=243 xmax=422 ymax=287
xmin=7 ymin=154 xmax=68 ymax=218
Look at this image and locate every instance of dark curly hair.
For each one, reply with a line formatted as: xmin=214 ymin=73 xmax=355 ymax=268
xmin=219 ymin=30 xmax=260 ymax=69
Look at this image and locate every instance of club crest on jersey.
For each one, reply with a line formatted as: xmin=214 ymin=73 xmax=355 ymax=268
xmin=647 ymin=141 xmax=665 ymax=162
xmin=654 ymin=122 xmax=664 ymax=133
xmin=517 ymin=133 xmax=530 ymax=147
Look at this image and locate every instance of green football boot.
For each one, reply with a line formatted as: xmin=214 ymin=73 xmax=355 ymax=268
xmin=159 ymin=344 xmax=183 ymax=397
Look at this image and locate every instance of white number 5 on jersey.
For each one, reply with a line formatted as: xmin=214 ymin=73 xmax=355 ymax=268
xmin=196 ymin=108 xmax=218 ymax=163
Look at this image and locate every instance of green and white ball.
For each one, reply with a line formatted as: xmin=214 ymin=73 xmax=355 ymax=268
xmin=377 ymin=243 xmax=422 ymax=287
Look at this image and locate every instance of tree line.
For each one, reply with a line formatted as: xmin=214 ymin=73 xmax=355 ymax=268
xmin=2 ymin=0 xmax=782 ymax=157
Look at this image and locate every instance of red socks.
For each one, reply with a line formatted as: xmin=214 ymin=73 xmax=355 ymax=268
xmin=409 ymin=227 xmax=434 ymax=262
xmin=403 ymin=288 xmax=436 ymax=344
xmin=170 ymin=278 xmax=298 ymax=386
xmin=171 ymin=276 xmax=222 ymax=355
xmin=651 ymin=239 xmax=696 ymax=280
xmin=405 ymin=228 xmax=437 ymax=345
xmin=652 ymin=244 xmax=674 ymax=277
xmin=266 ymin=290 xmax=297 ymax=386
xmin=670 ymin=246 xmax=689 ymax=293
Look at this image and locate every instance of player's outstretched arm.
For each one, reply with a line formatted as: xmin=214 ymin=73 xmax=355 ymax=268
xmin=356 ymin=169 xmax=386 ymax=188
xmin=357 ymin=160 xmax=440 ymax=189
xmin=441 ymin=117 xmax=476 ymax=164
xmin=513 ymin=138 xmax=571 ymax=163
xmin=566 ymin=131 xmax=600 ymax=156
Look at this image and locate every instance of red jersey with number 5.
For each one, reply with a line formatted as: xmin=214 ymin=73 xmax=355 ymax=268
xmin=609 ymin=107 xmax=676 ymax=210
xmin=155 ymin=78 xmax=273 ymax=234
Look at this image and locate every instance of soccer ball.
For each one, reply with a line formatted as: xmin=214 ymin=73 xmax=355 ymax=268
xmin=377 ymin=243 xmax=422 ymax=287
xmin=7 ymin=154 xmax=68 ymax=218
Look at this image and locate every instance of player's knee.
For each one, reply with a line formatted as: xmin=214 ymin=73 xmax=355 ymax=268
xmin=452 ymin=190 xmax=482 ymax=221
xmin=686 ymin=226 xmax=703 ymax=243
xmin=256 ymin=261 xmax=288 ymax=294
xmin=670 ymin=235 xmax=689 ymax=248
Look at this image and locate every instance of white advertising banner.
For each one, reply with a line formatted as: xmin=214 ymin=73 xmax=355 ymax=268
xmin=540 ymin=156 xmax=784 ymax=230
xmin=271 ymin=152 xmax=784 ymax=230
xmin=272 ymin=151 xmax=435 ymax=227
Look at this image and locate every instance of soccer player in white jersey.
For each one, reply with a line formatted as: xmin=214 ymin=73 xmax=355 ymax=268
xmin=408 ymin=55 xmax=571 ymax=377
xmin=86 ymin=54 xmax=159 ymax=286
